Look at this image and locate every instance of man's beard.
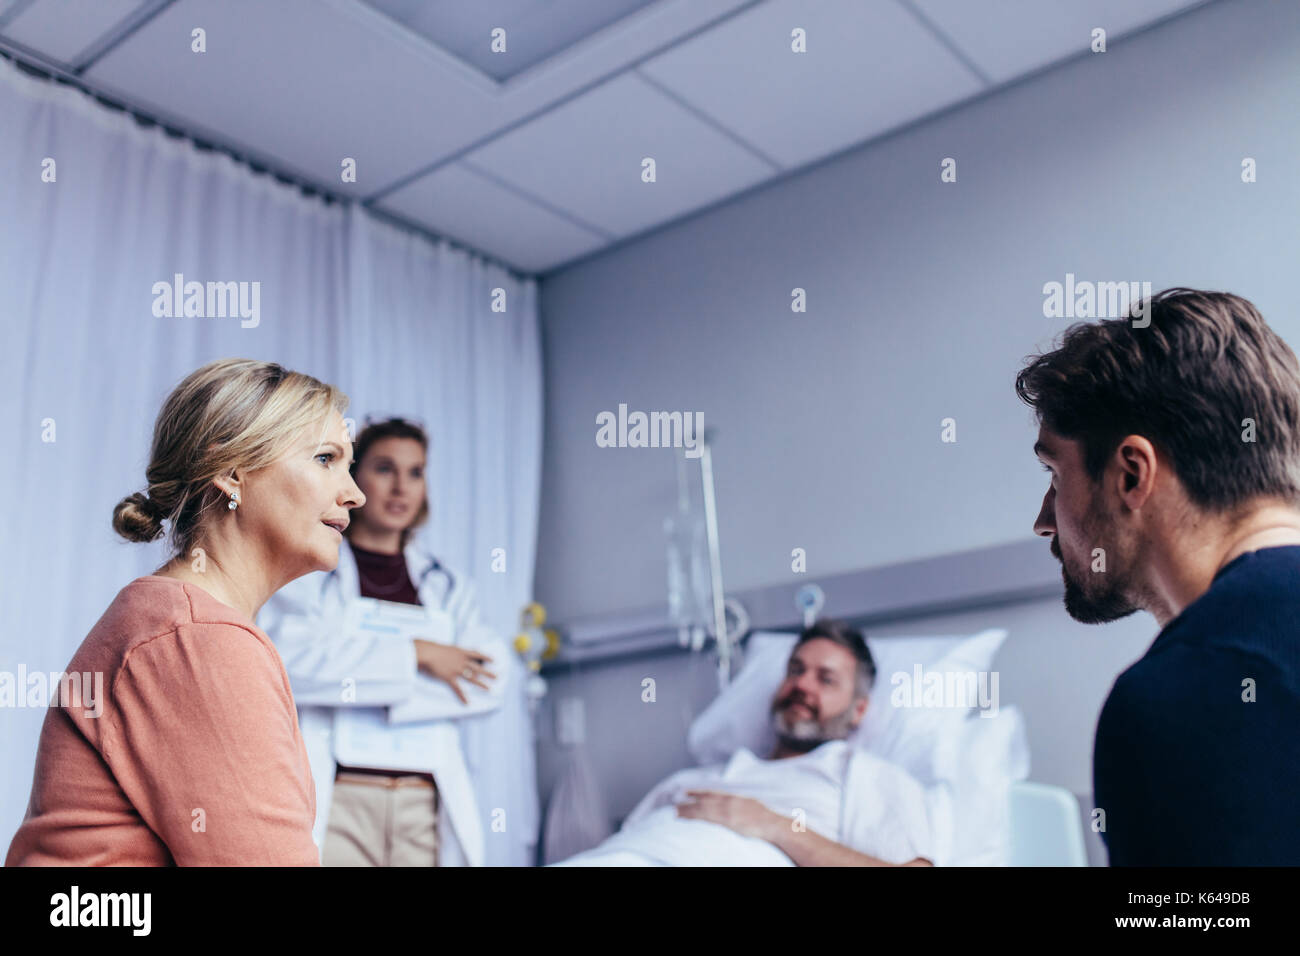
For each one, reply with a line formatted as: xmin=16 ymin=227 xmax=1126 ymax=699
xmin=770 ymin=696 xmax=858 ymax=752
xmin=1053 ymin=490 xmax=1141 ymax=625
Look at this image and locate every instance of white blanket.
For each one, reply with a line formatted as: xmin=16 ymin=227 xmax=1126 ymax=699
xmin=555 ymin=741 xmax=935 ymax=867
xmin=552 ymin=806 xmax=787 ymax=866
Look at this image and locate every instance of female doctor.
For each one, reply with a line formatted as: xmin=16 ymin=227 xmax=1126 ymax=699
xmin=258 ymin=416 xmax=508 ymax=866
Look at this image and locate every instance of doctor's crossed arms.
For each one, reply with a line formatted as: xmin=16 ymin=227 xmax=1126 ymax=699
xmin=414 ymin=640 xmax=496 ymax=704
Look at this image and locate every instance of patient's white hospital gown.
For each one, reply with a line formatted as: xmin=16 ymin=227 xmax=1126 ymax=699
xmin=566 ymin=741 xmax=933 ymax=866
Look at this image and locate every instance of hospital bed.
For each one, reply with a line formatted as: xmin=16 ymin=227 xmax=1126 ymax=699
xmin=1008 ymin=781 xmax=1088 ymax=866
xmin=553 ymin=628 xmax=1090 ymax=866
xmin=557 ymin=783 xmax=1089 ymax=867
xmin=544 ymin=538 xmax=1095 ymax=866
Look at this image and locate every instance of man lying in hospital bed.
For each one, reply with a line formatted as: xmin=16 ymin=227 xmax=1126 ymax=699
xmin=555 ymin=621 xmax=1027 ymax=867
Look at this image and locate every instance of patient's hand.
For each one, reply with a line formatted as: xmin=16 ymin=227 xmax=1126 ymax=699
xmin=675 ymin=790 xmax=782 ymax=842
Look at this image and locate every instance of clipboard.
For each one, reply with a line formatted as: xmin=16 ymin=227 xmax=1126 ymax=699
xmin=343 ymin=596 xmax=454 ymax=646
xmin=331 ymin=597 xmax=457 ymax=773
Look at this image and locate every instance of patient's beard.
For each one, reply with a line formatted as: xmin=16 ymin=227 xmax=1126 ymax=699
xmin=770 ymin=704 xmax=857 ymax=753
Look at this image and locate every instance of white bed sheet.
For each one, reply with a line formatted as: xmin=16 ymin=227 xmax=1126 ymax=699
xmin=553 ymin=806 xmax=792 ymax=867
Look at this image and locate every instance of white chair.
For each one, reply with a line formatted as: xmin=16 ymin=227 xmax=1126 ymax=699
xmin=1007 ymin=781 xmax=1089 ymax=866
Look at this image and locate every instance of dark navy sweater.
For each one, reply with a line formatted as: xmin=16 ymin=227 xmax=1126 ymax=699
xmin=1093 ymin=545 xmax=1300 ymax=866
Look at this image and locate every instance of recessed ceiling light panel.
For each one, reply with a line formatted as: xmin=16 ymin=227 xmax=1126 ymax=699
xmin=363 ymin=0 xmax=664 ymax=82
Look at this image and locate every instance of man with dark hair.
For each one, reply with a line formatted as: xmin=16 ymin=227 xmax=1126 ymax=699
xmin=1016 ymin=287 xmax=1300 ymax=865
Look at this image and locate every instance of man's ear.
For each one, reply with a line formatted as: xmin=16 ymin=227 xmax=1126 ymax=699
xmin=852 ymin=695 xmax=869 ymax=725
xmin=1115 ymin=435 xmax=1158 ymax=508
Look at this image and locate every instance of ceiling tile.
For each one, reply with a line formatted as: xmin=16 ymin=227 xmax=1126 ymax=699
xmin=638 ymin=0 xmax=986 ymax=170
xmin=83 ymin=0 xmax=518 ymax=194
xmin=462 ymin=71 xmax=776 ymax=237
xmin=2 ymin=0 xmax=145 ymax=66
xmin=374 ymin=162 xmax=608 ymax=274
xmin=362 ymin=0 xmax=663 ymax=83
xmin=910 ymin=0 xmax=1208 ymax=84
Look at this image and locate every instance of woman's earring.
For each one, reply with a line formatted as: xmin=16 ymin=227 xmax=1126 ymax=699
xmin=228 ymin=490 xmax=240 ymax=511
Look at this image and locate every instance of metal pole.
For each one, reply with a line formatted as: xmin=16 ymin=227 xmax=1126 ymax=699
xmin=698 ymin=434 xmax=730 ymax=687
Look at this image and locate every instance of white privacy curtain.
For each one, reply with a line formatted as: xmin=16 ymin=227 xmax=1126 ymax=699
xmin=0 ymin=58 xmax=542 ymax=865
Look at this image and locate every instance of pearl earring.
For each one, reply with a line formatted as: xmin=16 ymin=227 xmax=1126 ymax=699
xmin=228 ymin=491 xmax=240 ymax=511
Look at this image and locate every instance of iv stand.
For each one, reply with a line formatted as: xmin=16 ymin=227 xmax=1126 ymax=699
xmin=698 ymin=430 xmax=731 ymax=687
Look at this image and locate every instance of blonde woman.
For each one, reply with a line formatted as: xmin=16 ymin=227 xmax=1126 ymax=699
xmin=5 ymin=358 xmax=364 ymax=866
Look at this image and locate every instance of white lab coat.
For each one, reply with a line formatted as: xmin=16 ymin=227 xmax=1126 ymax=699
xmin=257 ymin=540 xmax=507 ymax=866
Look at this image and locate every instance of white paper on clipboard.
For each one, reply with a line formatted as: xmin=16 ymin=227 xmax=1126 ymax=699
xmin=345 ymin=597 xmax=454 ymax=646
xmin=332 ymin=597 xmax=456 ymax=773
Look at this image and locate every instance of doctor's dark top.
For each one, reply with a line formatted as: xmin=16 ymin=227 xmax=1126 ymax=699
xmin=351 ymin=541 xmax=422 ymax=605
xmin=1093 ymin=545 xmax=1300 ymax=865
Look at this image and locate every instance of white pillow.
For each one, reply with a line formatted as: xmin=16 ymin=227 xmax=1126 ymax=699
xmin=853 ymin=628 xmax=1008 ymax=785
xmin=688 ymin=628 xmax=1007 ymax=784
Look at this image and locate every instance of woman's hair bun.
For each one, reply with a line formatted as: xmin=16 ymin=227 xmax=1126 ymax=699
xmin=112 ymin=491 xmax=165 ymax=544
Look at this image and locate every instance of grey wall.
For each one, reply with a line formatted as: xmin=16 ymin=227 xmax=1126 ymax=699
xmin=532 ymin=0 xmax=1300 ymax=864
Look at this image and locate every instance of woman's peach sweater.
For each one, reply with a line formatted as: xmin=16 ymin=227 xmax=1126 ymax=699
xmin=5 ymin=576 xmax=319 ymax=866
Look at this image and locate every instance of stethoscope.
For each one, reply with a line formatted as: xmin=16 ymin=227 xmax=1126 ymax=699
xmin=320 ymin=543 xmax=457 ymax=610
xmin=416 ymin=558 xmax=457 ymax=611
